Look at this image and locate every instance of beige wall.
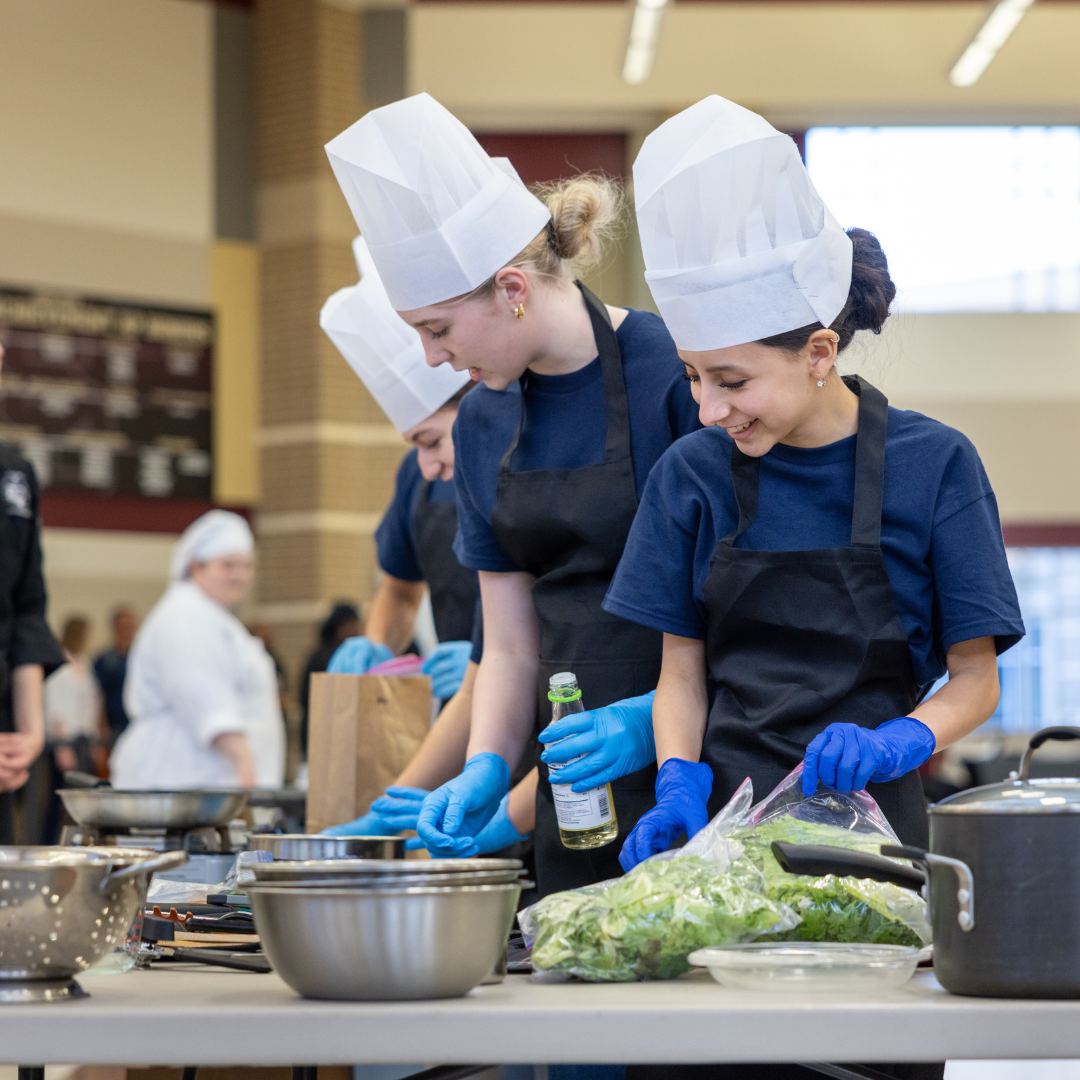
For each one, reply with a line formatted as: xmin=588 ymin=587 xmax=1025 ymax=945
xmin=411 ymin=2 xmax=1080 ymax=129
xmin=846 ymin=313 xmax=1080 ymax=522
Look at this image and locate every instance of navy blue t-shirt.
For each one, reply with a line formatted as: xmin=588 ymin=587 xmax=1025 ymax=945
xmin=604 ymin=407 xmax=1025 ymax=692
xmin=375 ymin=449 xmax=456 ymax=582
xmin=453 ymin=308 xmax=701 ymax=572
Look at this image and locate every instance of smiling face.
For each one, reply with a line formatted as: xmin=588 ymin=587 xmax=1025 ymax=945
xmin=397 ymin=267 xmax=543 ymax=391
xmin=403 ymin=404 xmax=457 ymax=482
xmin=680 ymin=329 xmax=848 ymax=456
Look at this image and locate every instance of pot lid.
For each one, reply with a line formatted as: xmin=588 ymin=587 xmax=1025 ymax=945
xmin=932 ymin=775 xmax=1080 ymax=814
xmin=933 ymin=726 xmax=1080 ymax=814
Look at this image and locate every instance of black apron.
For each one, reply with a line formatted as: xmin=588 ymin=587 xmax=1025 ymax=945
xmin=412 ymin=484 xmax=479 ymax=644
xmin=490 ymin=283 xmax=660 ymax=897
xmin=700 ymin=376 xmax=928 ymax=848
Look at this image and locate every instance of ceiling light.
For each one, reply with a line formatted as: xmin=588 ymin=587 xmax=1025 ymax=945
xmin=622 ymin=0 xmax=669 ymax=86
xmin=949 ymin=0 xmax=1037 ymax=88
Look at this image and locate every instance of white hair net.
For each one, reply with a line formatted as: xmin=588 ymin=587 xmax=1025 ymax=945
xmin=170 ymin=510 xmax=254 ymax=581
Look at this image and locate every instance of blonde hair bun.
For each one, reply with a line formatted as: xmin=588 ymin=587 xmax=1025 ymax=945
xmin=534 ymin=174 xmax=624 ymax=273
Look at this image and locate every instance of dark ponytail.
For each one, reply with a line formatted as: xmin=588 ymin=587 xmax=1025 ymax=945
xmin=757 ymin=228 xmax=896 ymax=353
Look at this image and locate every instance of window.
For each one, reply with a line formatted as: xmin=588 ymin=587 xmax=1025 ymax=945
xmin=805 ymin=127 xmax=1080 ymax=314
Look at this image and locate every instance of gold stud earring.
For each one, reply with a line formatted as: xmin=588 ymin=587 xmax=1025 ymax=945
xmin=514 ymin=304 xmax=525 ymax=319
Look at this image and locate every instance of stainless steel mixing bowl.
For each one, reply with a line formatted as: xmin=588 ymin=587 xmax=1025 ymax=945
xmin=250 ymin=870 xmax=528 ymax=888
xmin=251 ymin=856 xmax=521 ymax=881
xmin=248 ymin=882 xmax=522 ymax=1000
xmin=245 ymin=834 xmax=405 ymax=861
xmin=0 ymin=847 xmax=188 ymax=982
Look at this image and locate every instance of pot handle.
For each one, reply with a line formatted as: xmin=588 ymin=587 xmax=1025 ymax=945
xmin=770 ymin=842 xmax=926 ymax=890
xmin=1018 ymin=726 xmax=1080 ymax=782
xmin=881 ymin=844 xmax=975 ymax=933
xmin=103 ymin=850 xmax=190 ymax=886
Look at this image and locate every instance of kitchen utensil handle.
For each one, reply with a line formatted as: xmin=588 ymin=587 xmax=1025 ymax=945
xmin=170 ymin=947 xmax=272 ymax=973
xmin=62 ymin=770 xmax=109 ymax=789
xmin=104 ymin=849 xmax=190 ymax=884
xmin=770 ymin=842 xmax=926 ymax=890
xmin=882 ymin=844 xmax=976 ymax=932
xmin=1019 ymin=726 xmax=1080 ymax=781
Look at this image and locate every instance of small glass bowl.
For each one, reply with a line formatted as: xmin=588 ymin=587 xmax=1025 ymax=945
xmin=688 ymin=942 xmax=921 ymax=993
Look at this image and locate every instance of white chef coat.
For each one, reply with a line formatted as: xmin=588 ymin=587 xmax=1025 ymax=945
xmin=110 ymin=581 xmax=285 ymax=790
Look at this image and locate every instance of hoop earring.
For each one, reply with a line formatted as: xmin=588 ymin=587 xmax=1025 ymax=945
xmin=514 ymin=304 xmax=525 ymax=319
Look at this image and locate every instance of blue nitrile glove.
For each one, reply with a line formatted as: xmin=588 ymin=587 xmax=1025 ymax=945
xmin=326 ymin=636 xmax=394 ymax=675
xmin=802 ymin=718 xmax=937 ymax=797
xmin=473 ymin=793 xmax=531 ymax=855
xmin=538 ymin=691 xmax=656 ymax=792
xmin=618 ymin=758 xmax=714 ymax=873
xmin=421 ymin=641 xmax=473 ymax=699
xmin=416 ymin=752 xmax=511 ymax=858
xmin=319 ymin=785 xmax=428 ymax=836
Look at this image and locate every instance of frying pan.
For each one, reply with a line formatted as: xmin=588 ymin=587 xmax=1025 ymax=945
xmin=59 ymin=772 xmax=248 ymax=829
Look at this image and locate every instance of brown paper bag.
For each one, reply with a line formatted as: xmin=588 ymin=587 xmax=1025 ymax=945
xmin=305 ymin=672 xmax=432 ymax=835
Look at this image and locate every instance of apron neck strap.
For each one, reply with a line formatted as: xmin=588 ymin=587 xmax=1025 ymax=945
xmin=498 ymin=281 xmax=629 ymax=476
xmin=721 ymin=375 xmax=890 ymax=549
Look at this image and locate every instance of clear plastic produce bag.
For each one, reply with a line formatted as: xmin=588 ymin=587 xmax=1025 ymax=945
xmin=728 ymin=764 xmax=931 ymax=947
xmin=519 ymin=779 xmax=800 ymax=982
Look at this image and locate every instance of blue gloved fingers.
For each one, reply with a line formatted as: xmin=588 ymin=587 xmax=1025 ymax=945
xmin=833 ymin=728 xmax=865 ymax=792
xmin=802 ymin=730 xmax=830 ymax=797
xmin=379 ymin=786 xmax=430 ymax=802
xmin=320 ymin=818 xmax=369 ymax=836
xmin=326 ymin=637 xmax=393 ymax=675
xmin=537 ymin=713 xmax=595 ymax=745
xmin=851 ymin=730 xmax=880 ymax=792
xmin=618 ymin=812 xmax=675 ymax=872
xmin=540 ymin=729 xmax=606 ymax=766
xmin=472 ymin=793 xmax=530 ymax=855
xmin=404 ymin=836 xmax=427 ymax=851
xmin=813 ymin=728 xmax=849 ymax=790
xmin=420 ymin=640 xmax=472 ymax=673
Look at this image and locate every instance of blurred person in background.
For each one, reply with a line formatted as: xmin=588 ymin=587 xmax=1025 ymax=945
xmin=110 ymin=510 xmax=285 ymax=790
xmin=93 ymin=604 xmax=137 ymax=745
xmin=45 ymin=615 xmax=105 ymax=777
xmin=0 ymin=342 xmax=66 ymax=843
xmin=42 ymin=614 xmax=105 ymax=840
xmin=297 ymin=602 xmax=360 ymax=760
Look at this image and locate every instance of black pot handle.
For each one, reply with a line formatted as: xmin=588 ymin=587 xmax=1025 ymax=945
xmin=770 ymin=842 xmax=926 ymax=890
xmin=882 ymin=844 xmax=976 ymax=933
xmin=1019 ymin=726 xmax=1080 ymax=782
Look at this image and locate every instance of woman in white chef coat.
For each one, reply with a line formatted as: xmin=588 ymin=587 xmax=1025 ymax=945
xmin=110 ymin=511 xmax=285 ymax=790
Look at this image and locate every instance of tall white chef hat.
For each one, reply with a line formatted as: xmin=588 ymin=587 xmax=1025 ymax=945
xmin=171 ymin=510 xmax=254 ymax=582
xmin=325 ymin=93 xmax=552 ymax=311
xmin=319 ymin=236 xmax=470 ymax=433
xmin=634 ymin=95 xmax=853 ymax=352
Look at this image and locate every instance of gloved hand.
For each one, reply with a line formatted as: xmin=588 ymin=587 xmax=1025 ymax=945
xmin=421 ymin=641 xmax=473 ymax=699
xmin=320 ymin=785 xmax=428 ymax=836
xmin=802 ymin=717 xmax=937 ymax=797
xmin=416 ymin=752 xmax=510 ymax=858
xmin=539 ymin=691 xmax=656 ymax=792
xmin=618 ymin=758 xmax=713 ymax=873
xmin=327 ymin=636 xmax=394 ymax=675
xmin=472 ymin=793 xmax=531 ymax=855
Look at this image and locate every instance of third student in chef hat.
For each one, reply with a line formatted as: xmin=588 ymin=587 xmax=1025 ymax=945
xmin=603 ymin=96 xmax=1023 ymax=895
xmin=325 ymin=93 xmax=701 ymax=891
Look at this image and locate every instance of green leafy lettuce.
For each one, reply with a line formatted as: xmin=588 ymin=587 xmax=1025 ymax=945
xmin=729 ymin=816 xmax=930 ymax=947
xmin=526 ymin=855 xmax=793 ymax=981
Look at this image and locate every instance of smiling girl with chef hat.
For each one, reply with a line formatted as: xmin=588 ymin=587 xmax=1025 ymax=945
xmin=326 ymin=93 xmax=700 ymax=891
xmin=599 ymin=97 xmax=1024 ymax=895
xmin=111 ymin=510 xmax=285 ymax=790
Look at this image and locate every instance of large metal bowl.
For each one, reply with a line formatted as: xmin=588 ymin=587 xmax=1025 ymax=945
xmin=250 ymin=870 xmax=528 ymax=888
xmin=0 ymin=847 xmax=188 ymax=983
xmin=251 ymin=856 xmax=521 ymax=882
xmin=247 ymin=882 xmax=522 ymax=1000
xmin=58 ymin=788 xmax=248 ymax=829
xmin=245 ymin=834 xmax=405 ymax=861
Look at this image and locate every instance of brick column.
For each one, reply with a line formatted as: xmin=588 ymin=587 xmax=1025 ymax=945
xmin=255 ymin=0 xmax=407 ymax=694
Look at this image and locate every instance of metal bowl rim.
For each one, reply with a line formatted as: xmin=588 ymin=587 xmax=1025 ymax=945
xmin=249 ymin=857 xmax=521 ymax=873
xmin=246 ymin=882 xmax=526 ymax=897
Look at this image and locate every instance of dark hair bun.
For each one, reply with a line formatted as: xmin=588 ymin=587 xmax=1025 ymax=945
xmin=835 ymin=228 xmax=896 ymax=344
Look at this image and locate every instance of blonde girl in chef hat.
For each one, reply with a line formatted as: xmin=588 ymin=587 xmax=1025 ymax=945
xmin=326 ymin=95 xmax=701 ymax=880
xmin=111 ymin=511 xmax=286 ymax=790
